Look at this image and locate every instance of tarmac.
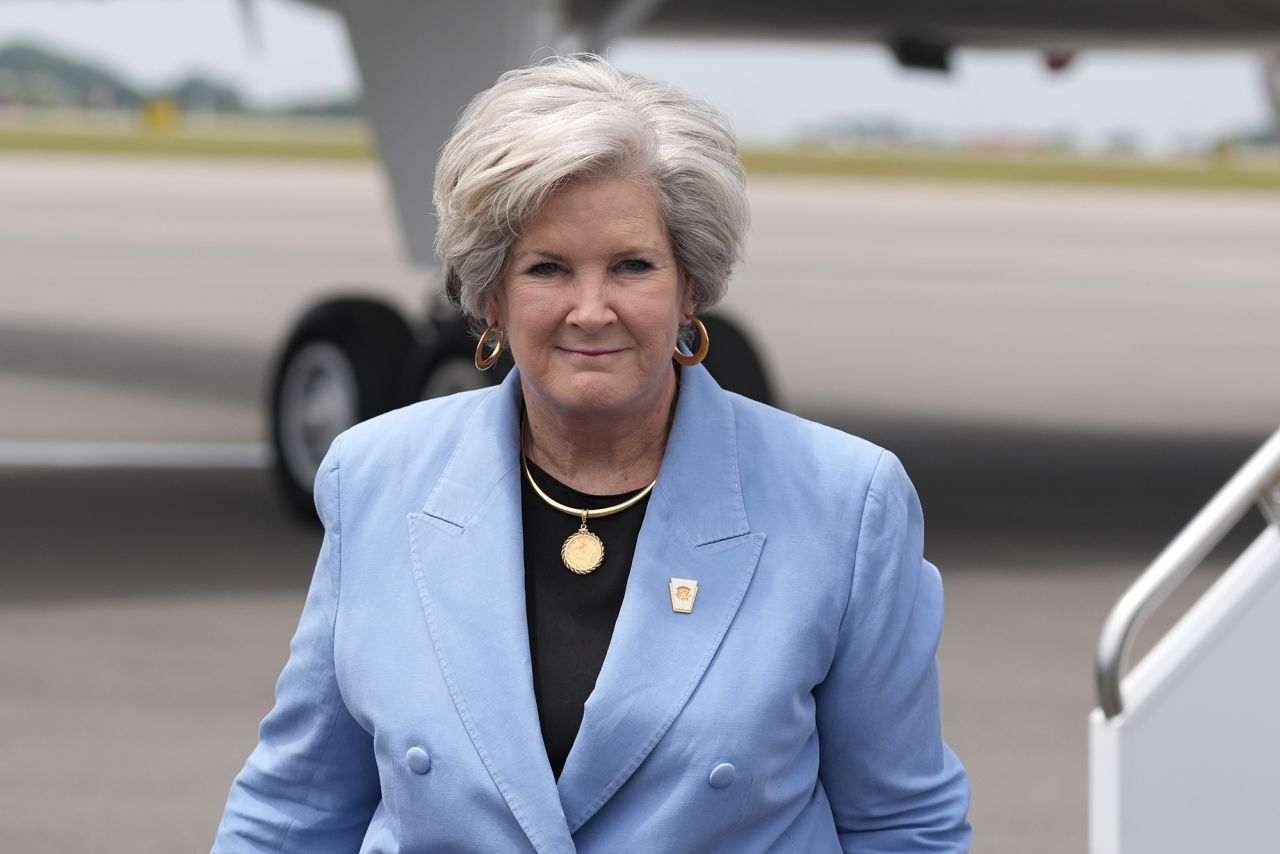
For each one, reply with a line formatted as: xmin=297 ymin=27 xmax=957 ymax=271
xmin=2 ymin=152 xmax=1278 ymax=853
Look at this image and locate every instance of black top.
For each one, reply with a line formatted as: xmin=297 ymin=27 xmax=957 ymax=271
xmin=520 ymin=458 xmax=650 ymax=780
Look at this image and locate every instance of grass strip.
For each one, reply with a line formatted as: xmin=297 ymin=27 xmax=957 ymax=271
xmin=3 ymin=121 xmax=1278 ymax=192
xmin=742 ymin=147 xmax=1280 ymax=193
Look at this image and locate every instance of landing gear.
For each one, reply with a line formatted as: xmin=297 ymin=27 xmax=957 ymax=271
xmin=699 ymin=313 xmax=774 ymax=407
xmin=404 ymin=313 xmax=506 ymax=403
xmin=269 ymin=299 xmax=414 ymax=519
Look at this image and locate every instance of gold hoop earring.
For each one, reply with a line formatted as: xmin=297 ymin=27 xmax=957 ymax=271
xmin=673 ymin=316 xmax=709 ymax=367
xmin=474 ymin=325 xmax=505 ymax=371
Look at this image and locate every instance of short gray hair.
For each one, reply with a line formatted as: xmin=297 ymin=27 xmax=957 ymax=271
xmin=433 ymin=54 xmax=749 ymax=324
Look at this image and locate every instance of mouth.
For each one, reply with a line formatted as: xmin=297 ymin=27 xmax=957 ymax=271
xmin=558 ymin=346 xmax=624 ymax=358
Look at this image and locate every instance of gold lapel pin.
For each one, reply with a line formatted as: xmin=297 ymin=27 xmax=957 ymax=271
xmin=669 ymin=577 xmax=699 ymax=614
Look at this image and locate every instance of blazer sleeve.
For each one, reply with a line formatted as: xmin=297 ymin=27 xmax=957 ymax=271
xmin=814 ymin=450 xmax=972 ymax=853
xmin=212 ymin=435 xmax=381 ymax=853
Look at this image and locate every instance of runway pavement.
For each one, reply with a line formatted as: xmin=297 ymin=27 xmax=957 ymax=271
xmin=0 ymin=448 xmax=1257 ymax=854
xmin=2 ymin=153 xmax=1278 ymax=442
xmin=2 ymin=152 xmax=1278 ymax=853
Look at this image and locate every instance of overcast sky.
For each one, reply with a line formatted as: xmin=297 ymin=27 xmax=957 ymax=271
xmin=1 ymin=0 xmax=1274 ymax=153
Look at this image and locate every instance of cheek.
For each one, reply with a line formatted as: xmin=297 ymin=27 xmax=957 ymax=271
xmin=503 ymin=292 xmax=562 ymax=346
xmin=638 ymin=316 xmax=681 ymax=366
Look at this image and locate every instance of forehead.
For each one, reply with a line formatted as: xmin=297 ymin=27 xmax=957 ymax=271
xmin=513 ymin=177 xmax=669 ymax=253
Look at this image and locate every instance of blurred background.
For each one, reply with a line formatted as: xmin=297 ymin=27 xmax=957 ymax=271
xmin=2 ymin=1 xmax=1279 ymax=852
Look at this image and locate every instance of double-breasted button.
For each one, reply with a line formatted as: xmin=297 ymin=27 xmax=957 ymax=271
xmin=708 ymin=762 xmax=736 ymax=789
xmin=406 ymin=746 xmax=432 ymax=775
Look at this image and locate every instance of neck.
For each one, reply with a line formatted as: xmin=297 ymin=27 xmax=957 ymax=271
xmin=521 ymin=372 xmax=678 ymax=495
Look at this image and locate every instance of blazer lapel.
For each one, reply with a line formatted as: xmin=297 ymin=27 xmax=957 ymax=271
xmin=406 ymin=371 xmax=576 ymax=854
xmin=555 ymin=364 xmax=767 ymax=833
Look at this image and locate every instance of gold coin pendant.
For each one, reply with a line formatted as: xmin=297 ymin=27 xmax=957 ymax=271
xmin=562 ymin=529 xmax=604 ymax=575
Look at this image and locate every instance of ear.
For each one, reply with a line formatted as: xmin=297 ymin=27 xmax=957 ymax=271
xmin=679 ymin=274 xmax=695 ymax=322
xmin=484 ymin=290 xmax=504 ymax=331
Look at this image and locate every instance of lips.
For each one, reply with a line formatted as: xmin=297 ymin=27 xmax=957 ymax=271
xmin=559 ymin=346 xmax=624 ymax=357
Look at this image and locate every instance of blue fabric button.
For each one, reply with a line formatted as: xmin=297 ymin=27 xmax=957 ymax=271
xmin=708 ymin=762 xmax=736 ymax=789
xmin=406 ymin=746 xmax=432 ymax=774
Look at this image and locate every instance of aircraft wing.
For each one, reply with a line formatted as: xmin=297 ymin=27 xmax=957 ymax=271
xmin=613 ymin=0 xmax=1280 ymax=49
xmin=310 ymin=0 xmax=1280 ymax=52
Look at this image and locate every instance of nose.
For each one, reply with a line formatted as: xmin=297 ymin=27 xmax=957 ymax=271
xmin=566 ymin=270 xmax=616 ymax=332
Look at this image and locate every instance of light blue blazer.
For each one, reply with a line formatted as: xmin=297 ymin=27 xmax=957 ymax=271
xmin=213 ymin=362 xmax=970 ymax=853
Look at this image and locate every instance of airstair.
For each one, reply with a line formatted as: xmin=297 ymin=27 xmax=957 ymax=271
xmin=1090 ymin=428 xmax=1280 ymax=853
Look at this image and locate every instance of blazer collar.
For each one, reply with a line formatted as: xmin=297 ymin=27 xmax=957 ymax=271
xmin=419 ymin=368 xmax=523 ymax=526
xmin=409 ymin=363 xmax=763 ymax=846
xmin=411 ymin=369 xmax=571 ymax=851
xmin=647 ymin=360 xmax=751 ymax=547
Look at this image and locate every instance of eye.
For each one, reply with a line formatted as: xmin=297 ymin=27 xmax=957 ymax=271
xmin=526 ymin=262 xmax=560 ymax=276
xmin=618 ymin=259 xmax=653 ymax=274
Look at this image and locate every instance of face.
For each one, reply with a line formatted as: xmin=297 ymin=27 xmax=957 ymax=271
xmin=488 ymin=176 xmax=693 ymax=421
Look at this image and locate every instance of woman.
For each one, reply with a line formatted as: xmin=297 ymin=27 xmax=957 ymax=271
xmin=214 ymin=55 xmax=970 ymax=853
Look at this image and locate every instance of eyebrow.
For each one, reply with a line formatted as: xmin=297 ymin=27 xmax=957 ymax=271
xmin=514 ymin=249 xmax=569 ymax=263
xmin=514 ymin=246 xmax=666 ymax=262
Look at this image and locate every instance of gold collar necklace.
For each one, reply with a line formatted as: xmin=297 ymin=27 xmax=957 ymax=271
xmin=521 ymin=430 xmax=656 ymax=576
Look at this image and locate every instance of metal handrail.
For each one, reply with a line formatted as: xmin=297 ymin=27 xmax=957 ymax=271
xmin=1095 ymin=427 xmax=1280 ymax=720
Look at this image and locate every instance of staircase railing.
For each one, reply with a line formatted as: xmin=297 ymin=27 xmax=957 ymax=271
xmin=1095 ymin=427 xmax=1280 ymax=719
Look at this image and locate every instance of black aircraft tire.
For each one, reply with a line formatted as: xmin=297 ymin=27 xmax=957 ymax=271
xmin=699 ymin=313 xmax=774 ymax=407
xmin=269 ymin=300 xmax=414 ymax=520
xmin=401 ymin=319 xmax=507 ymax=404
